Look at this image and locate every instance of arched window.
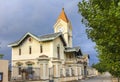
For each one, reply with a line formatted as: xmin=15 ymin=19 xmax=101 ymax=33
xmin=19 ymin=48 xmax=21 ymax=55
xmin=57 ymin=44 xmax=60 ymax=59
xmin=68 ymin=35 xmax=70 ymax=46
xmin=29 ymin=46 xmax=32 ymax=54
xmin=40 ymin=44 xmax=43 ymax=53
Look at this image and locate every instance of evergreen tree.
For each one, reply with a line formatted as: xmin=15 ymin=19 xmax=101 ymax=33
xmin=0 ymin=54 xmax=3 ymax=59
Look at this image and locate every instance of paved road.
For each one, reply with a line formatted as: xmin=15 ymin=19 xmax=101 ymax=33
xmin=80 ymin=72 xmax=112 ymax=82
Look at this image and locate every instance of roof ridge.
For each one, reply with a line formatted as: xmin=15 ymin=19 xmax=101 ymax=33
xmin=8 ymin=32 xmax=39 ymax=47
xmin=73 ymin=46 xmax=80 ymax=48
xmin=8 ymin=32 xmax=65 ymax=47
xmin=38 ymin=32 xmax=61 ymax=37
xmin=65 ymin=46 xmax=80 ymax=48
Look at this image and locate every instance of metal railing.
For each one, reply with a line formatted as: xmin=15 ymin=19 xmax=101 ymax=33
xmin=11 ymin=66 xmax=40 ymax=81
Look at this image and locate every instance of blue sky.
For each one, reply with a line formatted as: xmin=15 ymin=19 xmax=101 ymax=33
xmin=0 ymin=0 xmax=98 ymax=65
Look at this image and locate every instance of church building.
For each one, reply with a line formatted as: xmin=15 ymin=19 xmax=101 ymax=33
xmin=8 ymin=8 xmax=89 ymax=82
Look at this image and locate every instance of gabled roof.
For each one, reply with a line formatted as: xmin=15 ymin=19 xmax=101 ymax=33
xmin=57 ymin=8 xmax=69 ymax=23
xmin=8 ymin=32 xmax=66 ymax=47
xmin=8 ymin=32 xmax=39 ymax=47
xmin=38 ymin=32 xmax=62 ymax=41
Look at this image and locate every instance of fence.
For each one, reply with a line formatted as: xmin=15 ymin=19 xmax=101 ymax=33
xmin=49 ymin=67 xmax=54 ymax=82
xmin=11 ymin=66 xmax=40 ymax=81
xmin=11 ymin=66 xmax=55 ymax=81
xmin=10 ymin=65 xmax=87 ymax=82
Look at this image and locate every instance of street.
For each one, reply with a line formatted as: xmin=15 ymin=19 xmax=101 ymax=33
xmin=80 ymin=72 xmax=112 ymax=82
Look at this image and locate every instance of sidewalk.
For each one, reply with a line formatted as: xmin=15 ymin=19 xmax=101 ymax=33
xmin=66 ymin=72 xmax=112 ymax=82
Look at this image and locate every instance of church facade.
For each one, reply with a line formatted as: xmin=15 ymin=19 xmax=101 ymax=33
xmin=8 ymin=8 xmax=92 ymax=82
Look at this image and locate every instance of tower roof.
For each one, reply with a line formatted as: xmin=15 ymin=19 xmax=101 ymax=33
xmin=57 ymin=8 xmax=69 ymax=23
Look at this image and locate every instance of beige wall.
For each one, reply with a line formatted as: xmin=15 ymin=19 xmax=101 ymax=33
xmin=0 ymin=60 xmax=8 ymax=82
xmin=12 ymin=35 xmax=66 ymax=67
xmin=52 ymin=37 xmax=65 ymax=60
xmin=12 ymin=36 xmax=53 ymax=68
xmin=12 ymin=36 xmax=41 ymax=61
xmin=12 ymin=36 xmax=53 ymax=61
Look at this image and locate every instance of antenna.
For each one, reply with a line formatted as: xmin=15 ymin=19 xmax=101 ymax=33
xmin=62 ymin=2 xmax=65 ymax=10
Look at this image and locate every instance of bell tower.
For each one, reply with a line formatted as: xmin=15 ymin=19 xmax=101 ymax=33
xmin=54 ymin=8 xmax=72 ymax=47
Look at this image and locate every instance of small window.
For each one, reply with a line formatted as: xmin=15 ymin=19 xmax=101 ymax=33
xmin=57 ymin=45 xmax=60 ymax=59
xmin=19 ymin=48 xmax=21 ymax=55
xmin=40 ymin=45 xmax=43 ymax=53
xmin=29 ymin=46 xmax=32 ymax=54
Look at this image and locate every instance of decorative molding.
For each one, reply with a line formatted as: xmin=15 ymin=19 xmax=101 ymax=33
xmin=16 ymin=61 xmax=23 ymax=65
xmin=25 ymin=61 xmax=35 ymax=65
xmin=37 ymin=54 xmax=49 ymax=61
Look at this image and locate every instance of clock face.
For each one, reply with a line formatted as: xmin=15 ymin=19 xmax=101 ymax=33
xmin=58 ymin=27 xmax=64 ymax=32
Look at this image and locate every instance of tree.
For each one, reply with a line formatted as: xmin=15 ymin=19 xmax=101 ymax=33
xmin=0 ymin=54 xmax=4 ymax=59
xmin=78 ymin=0 xmax=120 ymax=81
xmin=92 ymin=62 xmax=107 ymax=73
xmin=0 ymin=42 xmax=3 ymax=59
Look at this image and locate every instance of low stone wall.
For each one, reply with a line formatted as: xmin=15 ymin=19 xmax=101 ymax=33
xmin=60 ymin=76 xmax=79 ymax=82
xmin=26 ymin=80 xmax=49 ymax=82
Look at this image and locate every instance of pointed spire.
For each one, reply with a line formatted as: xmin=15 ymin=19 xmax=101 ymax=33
xmin=57 ymin=8 xmax=69 ymax=23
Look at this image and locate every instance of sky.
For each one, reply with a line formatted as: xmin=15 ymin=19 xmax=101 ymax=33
xmin=0 ymin=0 xmax=98 ymax=65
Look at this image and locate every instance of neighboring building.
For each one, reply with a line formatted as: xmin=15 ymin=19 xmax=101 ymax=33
xmin=8 ymin=8 xmax=91 ymax=82
xmin=0 ymin=60 xmax=8 ymax=82
xmin=87 ymin=67 xmax=98 ymax=77
xmin=77 ymin=54 xmax=90 ymax=77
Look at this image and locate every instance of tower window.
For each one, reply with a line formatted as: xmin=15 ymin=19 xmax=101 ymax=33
xmin=29 ymin=46 xmax=32 ymax=54
xmin=57 ymin=45 xmax=60 ymax=59
xmin=19 ymin=48 xmax=21 ymax=55
xmin=40 ymin=45 xmax=43 ymax=53
xmin=68 ymin=35 xmax=70 ymax=45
